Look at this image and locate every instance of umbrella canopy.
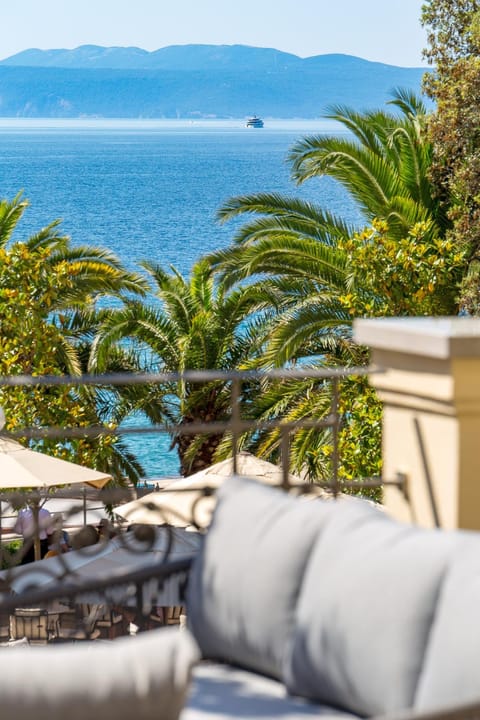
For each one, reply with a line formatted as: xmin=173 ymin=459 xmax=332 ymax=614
xmin=115 ymin=451 xmax=304 ymax=529
xmin=0 ymin=437 xmax=111 ymax=490
xmin=0 ymin=526 xmax=202 ymax=605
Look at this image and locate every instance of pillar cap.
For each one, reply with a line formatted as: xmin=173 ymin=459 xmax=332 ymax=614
xmin=354 ymin=317 xmax=480 ymax=359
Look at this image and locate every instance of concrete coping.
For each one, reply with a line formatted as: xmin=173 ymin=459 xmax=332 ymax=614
xmin=353 ymin=317 xmax=480 ymax=360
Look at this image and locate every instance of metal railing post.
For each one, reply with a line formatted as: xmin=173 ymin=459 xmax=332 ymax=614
xmin=231 ymin=376 xmax=241 ymax=475
xmin=331 ymin=377 xmax=340 ymax=498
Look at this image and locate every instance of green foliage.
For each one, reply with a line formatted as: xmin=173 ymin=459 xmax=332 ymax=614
xmin=336 ymin=378 xmax=382 ymax=497
xmin=223 ymin=371 xmax=382 ymax=497
xmin=1 ymin=539 xmax=22 ymax=570
xmin=422 ymin=0 xmax=480 ymax=73
xmin=289 ymin=91 xmax=441 ymax=239
xmin=0 ymin=237 xmax=88 ymax=442
xmin=91 ymin=258 xmax=268 ymax=476
xmin=209 ymin=91 xmax=460 ymax=491
xmin=422 ymin=0 xmax=480 ymax=312
xmin=0 ymin=195 xmax=146 ymax=484
xmin=338 ymin=219 xmax=465 ymax=317
xmin=212 ymin=91 xmax=452 ymax=362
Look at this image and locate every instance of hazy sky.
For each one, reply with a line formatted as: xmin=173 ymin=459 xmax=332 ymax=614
xmin=0 ymin=0 xmax=427 ymax=67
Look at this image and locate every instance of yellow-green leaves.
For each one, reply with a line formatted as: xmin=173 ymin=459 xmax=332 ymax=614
xmin=338 ymin=219 xmax=465 ymax=317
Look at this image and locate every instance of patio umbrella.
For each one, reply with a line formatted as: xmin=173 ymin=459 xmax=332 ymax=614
xmin=0 ymin=437 xmax=111 ymax=490
xmin=0 ymin=526 xmax=202 ymax=606
xmin=115 ymin=451 xmax=305 ymax=529
xmin=0 ymin=436 xmax=112 ymax=560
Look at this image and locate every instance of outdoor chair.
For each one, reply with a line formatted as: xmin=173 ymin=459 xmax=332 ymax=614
xmin=10 ymin=607 xmax=53 ymax=644
xmin=84 ymin=603 xmax=123 ymax=639
xmin=0 ymin=609 xmax=11 ymax=642
xmin=53 ymin=605 xmax=101 ymax=642
xmin=166 ymin=605 xmax=185 ymax=626
xmin=148 ymin=605 xmax=185 ymax=629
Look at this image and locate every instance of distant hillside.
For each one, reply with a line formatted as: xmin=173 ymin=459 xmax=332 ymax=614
xmin=0 ymin=44 xmax=429 ymax=119
xmin=0 ymin=44 xmax=304 ymax=71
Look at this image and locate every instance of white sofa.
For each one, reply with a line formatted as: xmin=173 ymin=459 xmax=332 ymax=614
xmin=4 ymin=475 xmax=480 ymax=720
xmin=180 ymin=475 xmax=480 ymax=720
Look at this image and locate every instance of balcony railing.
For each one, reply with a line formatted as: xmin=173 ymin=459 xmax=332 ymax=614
xmin=0 ymin=366 xmax=404 ymax=642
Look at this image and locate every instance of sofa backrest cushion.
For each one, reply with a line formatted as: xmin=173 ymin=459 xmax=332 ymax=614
xmin=284 ymin=499 xmax=458 ymax=717
xmin=414 ymin=534 xmax=480 ymax=711
xmin=186 ymin=475 xmax=334 ymax=679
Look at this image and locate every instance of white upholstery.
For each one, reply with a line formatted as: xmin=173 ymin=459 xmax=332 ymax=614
xmin=181 ymin=662 xmax=358 ymax=720
xmin=185 ymin=477 xmax=480 ymax=719
xmin=284 ymin=497 xmax=459 ymax=716
xmin=187 ymin=475 xmax=334 ymax=679
xmin=415 ymin=535 xmax=480 ymax=710
xmin=0 ymin=627 xmax=200 ymax=720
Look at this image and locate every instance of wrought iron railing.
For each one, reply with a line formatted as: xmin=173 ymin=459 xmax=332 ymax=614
xmin=0 ymin=366 xmax=404 ymax=642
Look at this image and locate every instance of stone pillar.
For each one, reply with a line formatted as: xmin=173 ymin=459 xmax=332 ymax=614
xmin=353 ymin=317 xmax=480 ymax=530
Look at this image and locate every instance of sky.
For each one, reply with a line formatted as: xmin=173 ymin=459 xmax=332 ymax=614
xmin=0 ymin=0 xmax=427 ymax=67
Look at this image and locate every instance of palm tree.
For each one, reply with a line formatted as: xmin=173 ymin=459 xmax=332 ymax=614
xmin=209 ymin=91 xmax=453 ymax=366
xmin=203 ymin=92 xmax=455 ymax=484
xmin=90 ymin=258 xmax=270 ymax=476
xmin=209 ymin=195 xmax=359 ymax=366
xmin=289 ymin=90 xmax=446 ymax=239
xmin=0 ymin=193 xmax=149 ymax=483
xmin=0 ymin=193 xmax=148 ymax=307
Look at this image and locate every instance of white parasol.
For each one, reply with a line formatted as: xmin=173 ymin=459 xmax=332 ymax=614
xmin=0 ymin=437 xmax=111 ymax=490
xmin=115 ymin=451 xmax=304 ymax=529
xmin=0 ymin=526 xmax=202 ymax=606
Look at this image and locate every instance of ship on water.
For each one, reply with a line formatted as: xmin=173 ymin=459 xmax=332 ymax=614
xmin=245 ymin=116 xmax=264 ymax=128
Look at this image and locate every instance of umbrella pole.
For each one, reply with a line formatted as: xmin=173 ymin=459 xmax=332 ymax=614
xmin=83 ymin=486 xmax=87 ymax=526
xmin=31 ymin=499 xmax=41 ymax=562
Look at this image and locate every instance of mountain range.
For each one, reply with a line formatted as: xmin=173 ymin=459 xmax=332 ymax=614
xmin=0 ymin=44 xmax=429 ymax=119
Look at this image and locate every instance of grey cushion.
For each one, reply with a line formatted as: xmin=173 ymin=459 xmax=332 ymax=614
xmin=0 ymin=627 xmax=200 ymax=720
xmin=181 ymin=662 xmax=359 ymax=720
xmin=415 ymin=535 xmax=480 ymax=710
xmin=284 ymin=498 xmax=458 ymax=717
xmin=187 ymin=475 xmax=334 ymax=679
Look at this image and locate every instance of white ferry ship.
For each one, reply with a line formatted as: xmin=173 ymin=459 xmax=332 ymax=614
xmin=245 ymin=116 xmax=264 ymax=128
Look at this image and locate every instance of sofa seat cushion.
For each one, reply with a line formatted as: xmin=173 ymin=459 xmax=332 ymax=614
xmin=187 ymin=475 xmax=335 ymax=679
xmin=414 ymin=535 xmax=480 ymax=710
xmin=0 ymin=626 xmax=200 ymax=720
xmin=181 ymin=662 xmax=360 ymax=720
xmin=284 ymin=498 xmax=459 ymax=718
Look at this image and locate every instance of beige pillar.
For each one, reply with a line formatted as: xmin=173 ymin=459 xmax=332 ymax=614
xmin=353 ymin=317 xmax=480 ymax=530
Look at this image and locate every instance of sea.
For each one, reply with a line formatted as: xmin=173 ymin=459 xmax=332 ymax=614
xmin=0 ymin=118 xmax=363 ymax=479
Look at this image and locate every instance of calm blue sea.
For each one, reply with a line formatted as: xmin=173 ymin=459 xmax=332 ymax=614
xmin=0 ymin=118 xmax=363 ymax=479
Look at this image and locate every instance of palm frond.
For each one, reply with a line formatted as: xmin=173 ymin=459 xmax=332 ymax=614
xmin=0 ymin=193 xmax=29 ymax=248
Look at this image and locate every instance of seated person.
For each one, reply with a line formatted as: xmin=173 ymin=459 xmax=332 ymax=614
xmin=44 ymin=529 xmax=70 ymax=558
xmin=97 ymin=518 xmax=118 ymax=540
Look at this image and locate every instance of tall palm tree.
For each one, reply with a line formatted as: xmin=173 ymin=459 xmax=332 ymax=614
xmin=209 ymin=91 xmax=452 ymax=366
xmin=289 ymin=90 xmax=445 ymax=238
xmin=90 ymin=258 xmax=271 ymax=476
xmin=204 ymin=92 xmax=454 ymax=484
